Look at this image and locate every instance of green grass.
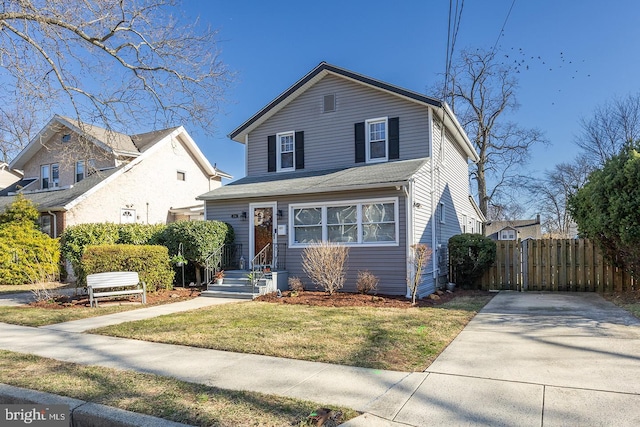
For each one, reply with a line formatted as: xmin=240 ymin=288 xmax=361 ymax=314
xmin=0 ymin=304 xmax=146 ymax=327
xmin=603 ymin=292 xmax=640 ymax=319
xmin=93 ymin=294 xmax=493 ymax=372
xmin=0 ymin=350 xmax=357 ymax=426
xmin=0 ymin=282 xmax=74 ymax=295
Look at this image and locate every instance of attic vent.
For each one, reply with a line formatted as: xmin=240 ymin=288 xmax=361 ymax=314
xmin=61 ymin=134 xmax=71 ymax=142
xmin=323 ymin=94 xmax=336 ymax=113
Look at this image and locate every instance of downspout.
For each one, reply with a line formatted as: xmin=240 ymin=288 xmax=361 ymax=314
xmin=47 ymin=211 xmax=57 ymax=238
xmin=245 ymin=134 xmax=249 ymax=176
xmin=429 ymin=108 xmax=437 ymax=283
xmin=404 ymin=181 xmax=413 ymax=298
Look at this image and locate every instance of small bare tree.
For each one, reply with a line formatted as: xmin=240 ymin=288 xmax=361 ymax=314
xmin=302 ymin=242 xmax=349 ymax=295
xmin=407 ymin=244 xmax=433 ymax=305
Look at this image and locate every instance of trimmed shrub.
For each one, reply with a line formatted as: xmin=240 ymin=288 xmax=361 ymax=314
xmin=288 ymin=276 xmax=304 ymax=292
xmin=356 ymin=270 xmax=379 ymax=295
xmin=159 ymin=221 xmax=234 ymax=285
xmin=448 ymin=233 xmax=496 ymax=289
xmin=60 ymin=223 xmax=120 ymax=278
xmin=82 ymin=244 xmax=174 ymax=291
xmin=302 ymin=242 xmax=349 ymax=295
xmin=0 ymin=222 xmax=60 ymax=285
xmin=117 ymin=223 xmax=166 ymax=245
xmin=60 ymin=223 xmax=168 ymax=279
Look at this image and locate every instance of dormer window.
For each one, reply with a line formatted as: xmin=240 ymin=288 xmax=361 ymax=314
xmin=76 ymin=161 xmax=85 ymax=183
xmin=366 ymin=117 xmax=388 ymax=162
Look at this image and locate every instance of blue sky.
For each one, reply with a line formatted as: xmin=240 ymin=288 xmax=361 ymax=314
xmin=181 ymin=0 xmax=640 ymax=195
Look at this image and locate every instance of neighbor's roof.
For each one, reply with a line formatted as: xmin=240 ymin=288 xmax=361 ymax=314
xmin=0 ymin=167 xmax=122 ymax=211
xmin=198 ymin=158 xmax=426 ymax=201
xmin=228 ymin=61 xmax=478 ymax=162
xmin=485 ymin=218 xmax=541 ymax=235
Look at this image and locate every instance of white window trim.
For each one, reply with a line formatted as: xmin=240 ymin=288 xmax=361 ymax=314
xmin=365 ymin=117 xmax=388 ymax=163
xmin=276 ymin=131 xmax=295 ymax=172
xmin=439 ymin=202 xmax=446 ymax=224
xmin=289 ymin=197 xmax=399 ymax=248
xmin=75 ymin=160 xmax=85 ymax=183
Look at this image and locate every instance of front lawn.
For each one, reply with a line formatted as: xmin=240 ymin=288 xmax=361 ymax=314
xmin=0 ymin=288 xmax=197 ymax=327
xmin=92 ymin=293 xmax=493 ymax=372
xmin=0 ymin=350 xmax=357 ymax=426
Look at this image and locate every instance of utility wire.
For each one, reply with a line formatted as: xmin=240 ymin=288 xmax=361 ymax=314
xmin=443 ymin=0 xmax=464 ymax=103
xmin=492 ymin=0 xmax=516 ymax=54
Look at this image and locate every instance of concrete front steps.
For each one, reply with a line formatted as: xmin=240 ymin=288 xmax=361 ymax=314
xmin=201 ymin=270 xmax=259 ymax=299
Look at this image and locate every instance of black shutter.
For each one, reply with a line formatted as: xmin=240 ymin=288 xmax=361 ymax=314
xmin=389 ymin=117 xmax=399 ymax=159
xmin=295 ymin=131 xmax=304 ymax=170
xmin=267 ymin=135 xmax=276 ymax=172
xmin=354 ymin=122 xmax=365 ymax=163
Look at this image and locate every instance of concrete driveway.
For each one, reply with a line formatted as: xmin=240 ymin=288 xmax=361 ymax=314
xmin=389 ymin=292 xmax=640 ymax=426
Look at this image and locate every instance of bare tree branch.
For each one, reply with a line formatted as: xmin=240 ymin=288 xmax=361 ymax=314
xmin=433 ymin=48 xmax=547 ymax=219
xmin=0 ymin=0 xmax=231 ymax=161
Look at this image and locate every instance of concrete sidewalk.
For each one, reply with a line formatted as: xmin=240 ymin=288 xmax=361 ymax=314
xmin=2 ymin=292 xmax=640 ymax=426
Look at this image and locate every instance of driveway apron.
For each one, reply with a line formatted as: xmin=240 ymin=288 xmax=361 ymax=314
xmin=392 ymin=292 xmax=640 ymax=426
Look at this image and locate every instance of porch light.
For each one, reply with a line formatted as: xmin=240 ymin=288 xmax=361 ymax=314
xmin=241 ymin=211 xmax=247 ymax=220
xmin=277 ymin=209 xmax=283 ymax=218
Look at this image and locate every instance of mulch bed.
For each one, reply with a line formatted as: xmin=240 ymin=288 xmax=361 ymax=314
xmin=29 ymin=287 xmax=201 ymax=309
xmin=255 ymin=289 xmax=488 ymax=308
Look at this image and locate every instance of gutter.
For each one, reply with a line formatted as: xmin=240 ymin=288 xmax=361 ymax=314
xmin=197 ymin=180 xmax=411 ymax=201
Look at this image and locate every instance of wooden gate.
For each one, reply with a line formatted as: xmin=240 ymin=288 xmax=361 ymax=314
xmin=474 ymin=239 xmax=636 ymax=292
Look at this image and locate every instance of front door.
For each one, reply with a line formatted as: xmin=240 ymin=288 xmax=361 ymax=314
xmin=250 ymin=202 xmax=277 ymax=268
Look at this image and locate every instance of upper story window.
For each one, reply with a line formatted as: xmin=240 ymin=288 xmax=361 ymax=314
xmin=366 ymin=117 xmax=388 ymax=162
xmin=76 ymin=160 xmax=97 ymax=182
xmin=277 ymin=132 xmax=295 ymax=171
xmin=76 ymin=161 xmax=85 ymax=183
xmin=462 ymin=214 xmax=467 ymax=233
xmin=267 ymin=131 xmax=304 ymax=173
xmin=177 ymin=170 xmax=186 ymax=181
xmin=41 ymin=163 xmax=59 ymax=189
xmin=500 ymin=229 xmax=516 ymax=240
xmin=355 ymin=117 xmax=399 ymax=164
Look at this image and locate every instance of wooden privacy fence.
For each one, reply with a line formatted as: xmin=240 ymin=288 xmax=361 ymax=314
xmin=454 ymin=239 xmax=636 ymax=292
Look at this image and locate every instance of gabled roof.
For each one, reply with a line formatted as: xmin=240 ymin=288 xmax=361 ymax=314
xmin=1 ymin=120 xmax=231 ymax=211
xmin=228 ymin=62 xmax=478 ymax=162
xmin=0 ymin=167 xmax=122 ymax=211
xmin=198 ymin=158 xmax=426 ymax=201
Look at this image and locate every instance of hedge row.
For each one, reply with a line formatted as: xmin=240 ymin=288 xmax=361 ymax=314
xmin=82 ymin=245 xmax=173 ymax=291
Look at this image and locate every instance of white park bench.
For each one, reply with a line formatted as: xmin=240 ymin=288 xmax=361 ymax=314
xmin=86 ymin=271 xmax=147 ymax=307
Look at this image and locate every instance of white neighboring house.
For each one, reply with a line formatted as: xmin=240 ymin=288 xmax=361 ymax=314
xmin=0 ymin=162 xmax=22 ymax=190
xmin=0 ymin=115 xmax=231 ymax=237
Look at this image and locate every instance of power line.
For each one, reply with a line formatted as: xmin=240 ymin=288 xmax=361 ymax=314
xmin=443 ymin=0 xmax=464 ymax=102
xmin=492 ymin=0 xmax=516 ymax=54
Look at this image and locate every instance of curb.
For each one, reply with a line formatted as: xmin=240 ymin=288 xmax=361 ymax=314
xmin=0 ymin=383 xmax=192 ymax=427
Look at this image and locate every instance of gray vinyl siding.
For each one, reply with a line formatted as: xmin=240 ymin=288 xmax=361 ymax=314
xmin=205 ymin=187 xmax=408 ymax=295
xmin=411 ymin=161 xmax=437 ymax=297
xmin=247 ymin=75 xmax=430 ymax=177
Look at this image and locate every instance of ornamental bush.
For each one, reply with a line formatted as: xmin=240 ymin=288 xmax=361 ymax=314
xmin=0 ymin=222 xmax=60 ymax=285
xmin=60 ymin=223 xmax=168 ymax=279
xmin=568 ymin=144 xmax=640 ymax=276
xmin=82 ymin=244 xmax=174 ymax=291
xmin=158 ymin=220 xmax=234 ymax=285
xmin=448 ymin=233 xmax=496 ymax=289
xmin=0 ymin=194 xmax=39 ymax=228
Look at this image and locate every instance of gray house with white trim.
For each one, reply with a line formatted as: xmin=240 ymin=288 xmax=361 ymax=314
xmin=199 ymin=62 xmax=483 ymax=297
